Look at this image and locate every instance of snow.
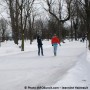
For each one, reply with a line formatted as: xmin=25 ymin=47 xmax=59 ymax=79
xmin=0 ymin=40 xmax=90 ymax=90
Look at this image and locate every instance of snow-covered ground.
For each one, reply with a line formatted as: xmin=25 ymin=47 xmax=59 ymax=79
xmin=0 ymin=40 xmax=90 ymax=90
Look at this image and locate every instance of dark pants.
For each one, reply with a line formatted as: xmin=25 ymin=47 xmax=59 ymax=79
xmin=38 ymin=45 xmax=43 ymax=56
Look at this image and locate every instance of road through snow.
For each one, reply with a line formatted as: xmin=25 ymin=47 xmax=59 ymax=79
xmin=0 ymin=41 xmax=86 ymax=90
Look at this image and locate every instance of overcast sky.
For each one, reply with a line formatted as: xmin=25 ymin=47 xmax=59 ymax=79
xmin=0 ymin=0 xmax=48 ymax=20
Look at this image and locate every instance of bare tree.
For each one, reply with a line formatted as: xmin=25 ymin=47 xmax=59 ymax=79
xmin=42 ymin=0 xmax=72 ymax=40
xmin=84 ymin=0 xmax=90 ymax=49
xmin=71 ymin=0 xmax=90 ymax=49
xmin=5 ymin=0 xmax=20 ymax=44
xmin=0 ymin=18 xmax=7 ymax=42
xmin=19 ymin=0 xmax=35 ymax=51
xmin=5 ymin=0 xmax=35 ymax=51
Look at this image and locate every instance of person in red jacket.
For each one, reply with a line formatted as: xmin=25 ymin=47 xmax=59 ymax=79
xmin=51 ymin=34 xmax=60 ymax=56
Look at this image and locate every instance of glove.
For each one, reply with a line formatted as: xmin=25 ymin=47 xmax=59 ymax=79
xmin=52 ymin=44 xmax=53 ymax=46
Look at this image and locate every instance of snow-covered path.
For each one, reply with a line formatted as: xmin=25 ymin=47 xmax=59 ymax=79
xmin=0 ymin=41 xmax=88 ymax=90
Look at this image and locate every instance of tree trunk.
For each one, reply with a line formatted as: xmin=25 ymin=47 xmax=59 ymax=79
xmin=71 ymin=19 xmax=73 ymax=41
xmin=21 ymin=0 xmax=24 ymax=51
xmin=58 ymin=22 xmax=62 ymax=40
xmin=9 ymin=0 xmax=18 ymax=44
xmin=85 ymin=0 xmax=90 ymax=49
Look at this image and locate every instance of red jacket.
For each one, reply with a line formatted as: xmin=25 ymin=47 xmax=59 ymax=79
xmin=51 ymin=36 xmax=60 ymax=44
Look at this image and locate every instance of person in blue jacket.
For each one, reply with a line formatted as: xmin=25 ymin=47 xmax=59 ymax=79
xmin=37 ymin=35 xmax=44 ymax=56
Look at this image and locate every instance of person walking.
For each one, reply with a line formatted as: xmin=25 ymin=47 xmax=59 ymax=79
xmin=37 ymin=35 xmax=44 ymax=56
xmin=51 ymin=34 xmax=60 ymax=56
xmin=82 ymin=34 xmax=85 ymax=42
